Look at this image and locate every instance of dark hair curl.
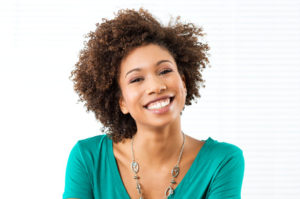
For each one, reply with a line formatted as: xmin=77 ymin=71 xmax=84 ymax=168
xmin=69 ymin=8 xmax=210 ymax=143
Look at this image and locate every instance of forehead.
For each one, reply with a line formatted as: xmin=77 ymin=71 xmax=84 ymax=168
xmin=119 ymin=44 xmax=175 ymax=72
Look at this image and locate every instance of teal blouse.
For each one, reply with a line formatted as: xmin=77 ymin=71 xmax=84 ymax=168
xmin=63 ymin=134 xmax=245 ymax=199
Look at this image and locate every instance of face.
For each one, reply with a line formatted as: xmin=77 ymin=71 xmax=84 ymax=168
xmin=118 ymin=43 xmax=187 ymax=129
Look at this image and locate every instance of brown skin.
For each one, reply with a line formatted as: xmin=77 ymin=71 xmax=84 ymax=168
xmin=118 ymin=44 xmax=187 ymax=167
xmin=67 ymin=42 xmax=207 ymax=199
xmin=113 ymin=134 xmax=204 ymax=199
xmin=67 ymin=8 xmax=210 ymax=198
xmin=114 ymin=43 xmax=205 ymax=199
xmin=118 ymin=44 xmax=186 ymax=121
xmin=69 ymin=8 xmax=210 ymax=143
xmin=66 ymin=133 xmax=206 ymax=199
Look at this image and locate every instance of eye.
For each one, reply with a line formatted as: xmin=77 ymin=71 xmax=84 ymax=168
xmin=160 ymin=69 xmax=173 ymax=75
xmin=130 ymin=77 xmax=143 ymax=84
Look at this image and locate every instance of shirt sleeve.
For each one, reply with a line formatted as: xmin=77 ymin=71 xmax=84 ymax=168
xmin=206 ymin=149 xmax=245 ymax=199
xmin=63 ymin=141 xmax=94 ymax=199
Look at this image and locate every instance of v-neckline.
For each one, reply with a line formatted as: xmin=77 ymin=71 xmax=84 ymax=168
xmin=107 ymin=135 xmax=212 ymax=199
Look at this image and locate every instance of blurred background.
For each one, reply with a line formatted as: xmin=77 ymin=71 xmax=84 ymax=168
xmin=0 ymin=0 xmax=299 ymax=198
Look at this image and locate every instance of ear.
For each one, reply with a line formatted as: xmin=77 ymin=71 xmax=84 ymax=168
xmin=119 ymin=96 xmax=129 ymax=114
xmin=180 ymin=74 xmax=187 ymax=94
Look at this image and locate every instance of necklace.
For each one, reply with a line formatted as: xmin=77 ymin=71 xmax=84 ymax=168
xmin=130 ymin=131 xmax=186 ymax=199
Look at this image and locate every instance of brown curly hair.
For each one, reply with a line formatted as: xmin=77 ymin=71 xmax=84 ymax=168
xmin=69 ymin=8 xmax=210 ymax=143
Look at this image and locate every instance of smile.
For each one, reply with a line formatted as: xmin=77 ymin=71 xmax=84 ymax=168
xmin=144 ymin=97 xmax=175 ymax=114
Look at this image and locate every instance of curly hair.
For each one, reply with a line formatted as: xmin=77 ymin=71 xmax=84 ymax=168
xmin=69 ymin=8 xmax=210 ymax=143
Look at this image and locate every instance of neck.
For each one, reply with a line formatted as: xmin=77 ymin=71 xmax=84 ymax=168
xmin=131 ymin=124 xmax=184 ymax=171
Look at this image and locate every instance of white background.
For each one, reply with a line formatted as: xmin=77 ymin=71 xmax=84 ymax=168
xmin=0 ymin=0 xmax=299 ymax=198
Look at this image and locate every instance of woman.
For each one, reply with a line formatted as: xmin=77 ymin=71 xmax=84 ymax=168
xmin=63 ymin=8 xmax=245 ymax=199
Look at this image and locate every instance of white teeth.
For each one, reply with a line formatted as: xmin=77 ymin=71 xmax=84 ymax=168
xmin=147 ymin=98 xmax=171 ymax=110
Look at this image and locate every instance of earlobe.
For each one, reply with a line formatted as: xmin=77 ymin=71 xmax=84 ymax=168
xmin=181 ymin=74 xmax=187 ymax=92
xmin=119 ymin=97 xmax=129 ymax=114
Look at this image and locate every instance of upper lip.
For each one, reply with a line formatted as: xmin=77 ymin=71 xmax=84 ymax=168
xmin=144 ymin=95 xmax=174 ymax=107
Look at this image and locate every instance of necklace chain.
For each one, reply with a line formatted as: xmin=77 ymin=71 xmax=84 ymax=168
xmin=130 ymin=131 xmax=186 ymax=199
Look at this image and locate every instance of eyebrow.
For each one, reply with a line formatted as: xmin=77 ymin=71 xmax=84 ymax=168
xmin=125 ymin=60 xmax=173 ymax=78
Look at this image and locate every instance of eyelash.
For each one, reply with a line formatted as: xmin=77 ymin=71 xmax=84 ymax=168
xmin=129 ymin=69 xmax=173 ymax=84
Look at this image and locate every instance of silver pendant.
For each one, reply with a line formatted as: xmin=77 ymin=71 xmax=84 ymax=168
xmin=165 ymin=186 xmax=174 ymax=197
xmin=131 ymin=161 xmax=139 ymax=173
xmin=136 ymin=182 xmax=142 ymax=194
xmin=170 ymin=179 xmax=176 ymax=184
xmin=171 ymin=166 xmax=180 ymax=178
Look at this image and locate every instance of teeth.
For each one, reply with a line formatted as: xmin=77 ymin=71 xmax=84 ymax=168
xmin=147 ymin=98 xmax=170 ymax=110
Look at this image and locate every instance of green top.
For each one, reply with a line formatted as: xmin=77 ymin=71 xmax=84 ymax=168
xmin=63 ymin=134 xmax=245 ymax=199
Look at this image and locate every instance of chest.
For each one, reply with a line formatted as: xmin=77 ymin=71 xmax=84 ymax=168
xmin=112 ymin=137 xmax=204 ymax=199
xmin=116 ymin=160 xmax=189 ymax=199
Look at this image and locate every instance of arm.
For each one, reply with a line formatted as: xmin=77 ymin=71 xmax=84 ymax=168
xmin=206 ymin=150 xmax=245 ymax=199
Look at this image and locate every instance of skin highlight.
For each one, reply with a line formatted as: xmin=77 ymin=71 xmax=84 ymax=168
xmin=69 ymin=8 xmax=210 ymax=143
xmin=117 ymin=44 xmax=186 ymax=168
xmin=69 ymin=8 xmax=210 ymax=199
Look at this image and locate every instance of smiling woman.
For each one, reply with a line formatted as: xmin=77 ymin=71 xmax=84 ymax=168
xmin=118 ymin=44 xmax=186 ymax=125
xmin=63 ymin=7 xmax=244 ymax=199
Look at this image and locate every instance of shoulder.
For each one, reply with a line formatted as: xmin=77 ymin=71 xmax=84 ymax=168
xmin=205 ymin=138 xmax=245 ymax=197
xmin=207 ymin=137 xmax=243 ymax=156
xmin=69 ymin=134 xmax=109 ymax=164
xmin=67 ymin=134 xmax=110 ymax=172
xmin=204 ymin=137 xmax=244 ymax=168
xmin=206 ymin=138 xmax=245 ymax=179
xmin=76 ymin=134 xmax=108 ymax=150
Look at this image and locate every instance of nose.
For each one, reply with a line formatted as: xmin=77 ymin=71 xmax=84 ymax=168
xmin=145 ymin=75 xmax=167 ymax=94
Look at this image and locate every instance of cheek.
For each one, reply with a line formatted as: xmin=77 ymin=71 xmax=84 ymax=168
xmin=177 ymin=81 xmax=186 ymax=102
xmin=124 ymin=88 xmax=140 ymax=106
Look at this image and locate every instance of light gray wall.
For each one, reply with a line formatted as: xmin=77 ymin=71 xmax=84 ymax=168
xmin=0 ymin=0 xmax=299 ymax=198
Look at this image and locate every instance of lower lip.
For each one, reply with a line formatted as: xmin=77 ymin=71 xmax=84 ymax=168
xmin=145 ymin=98 xmax=174 ymax=114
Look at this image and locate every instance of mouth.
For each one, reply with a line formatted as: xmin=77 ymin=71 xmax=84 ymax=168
xmin=143 ymin=96 xmax=175 ymax=110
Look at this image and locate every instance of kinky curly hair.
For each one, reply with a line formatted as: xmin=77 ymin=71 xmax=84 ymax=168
xmin=69 ymin=8 xmax=210 ymax=143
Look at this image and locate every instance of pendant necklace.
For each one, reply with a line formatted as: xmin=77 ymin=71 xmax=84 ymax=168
xmin=130 ymin=131 xmax=186 ymax=199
